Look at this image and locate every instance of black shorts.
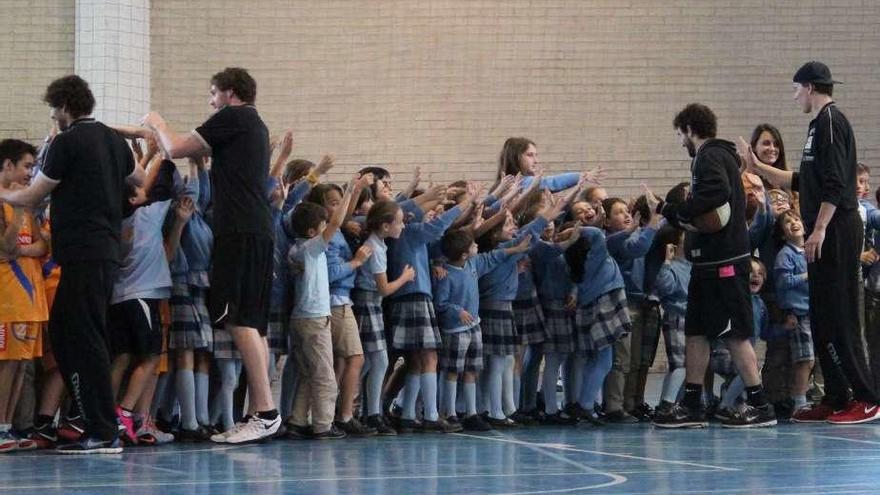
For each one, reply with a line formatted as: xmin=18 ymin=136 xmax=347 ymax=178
xmin=108 ymin=298 xmax=163 ymax=357
xmin=685 ymin=259 xmax=754 ymax=340
xmin=209 ymin=234 xmax=273 ymax=336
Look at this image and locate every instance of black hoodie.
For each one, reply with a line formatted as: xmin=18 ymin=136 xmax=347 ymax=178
xmin=659 ymin=139 xmax=750 ymax=267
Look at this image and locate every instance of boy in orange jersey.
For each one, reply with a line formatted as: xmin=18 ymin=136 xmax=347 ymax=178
xmin=0 ymin=139 xmax=48 ymax=452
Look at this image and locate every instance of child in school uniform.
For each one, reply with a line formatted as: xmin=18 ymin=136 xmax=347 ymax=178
xmin=383 ymin=190 xmax=473 ymax=433
xmin=602 ymin=194 xmax=660 ymax=422
xmin=565 ymin=225 xmax=632 ymax=423
xmin=284 ymin=176 xmax=358 ymax=439
xmin=774 ymin=211 xmax=815 ymax=418
xmin=306 ymin=181 xmax=377 ymax=437
xmin=531 ymin=221 xmax=582 ymax=423
xmin=434 ymin=228 xmax=531 ymax=431
xmin=652 ymin=226 xmax=689 ymax=416
xmin=352 ymin=199 xmax=414 ymax=435
xmin=477 ymin=196 xmax=571 ymax=427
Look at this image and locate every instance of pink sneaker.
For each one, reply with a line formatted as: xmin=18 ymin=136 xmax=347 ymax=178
xmin=115 ymin=406 xmax=139 ymax=445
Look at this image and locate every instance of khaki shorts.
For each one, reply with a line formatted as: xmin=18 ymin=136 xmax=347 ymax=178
xmin=330 ymin=305 xmax=364 ymax=358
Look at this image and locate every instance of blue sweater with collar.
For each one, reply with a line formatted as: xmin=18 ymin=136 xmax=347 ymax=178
xmin=386 ymin=205 xmax=462 ymax=299
xmin=574 ymin=226 xmax=625 ymax=306
xmin=774 ymin=242 xmax=809 ymax=316
xmin=531 ymin=240 xmax=570 ymax=302
xmin=605 ymin=226 xmax=657 ymax=302
xmin=478 ymin=217 xmax=549 ymax=302
xmin=433 ymin=250 xmax=510 ymax=333
xmin=653 ymin=258 xmax=691 ymax=318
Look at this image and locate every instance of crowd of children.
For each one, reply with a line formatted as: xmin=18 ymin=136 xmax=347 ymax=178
xmin=1 ymin=117 xmax=878 ymax=453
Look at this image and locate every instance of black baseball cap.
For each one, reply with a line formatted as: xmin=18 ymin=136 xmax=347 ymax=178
xmin=793 ymin=61 xmax=841 ymax=85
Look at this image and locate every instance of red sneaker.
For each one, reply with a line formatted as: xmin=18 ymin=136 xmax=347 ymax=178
xmin=56 ymin=416 xmax=86 ymax=443
xmin=827 ymin=401 xmax=880 ymax=425
xmin=791 ymin=403 xmax=837 ymax=423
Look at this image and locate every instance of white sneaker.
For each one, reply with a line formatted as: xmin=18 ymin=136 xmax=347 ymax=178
xmin=210 ymin=420 xmax=248 ymax=443
xmin=225 ymin=415 xmax=281 ymax=444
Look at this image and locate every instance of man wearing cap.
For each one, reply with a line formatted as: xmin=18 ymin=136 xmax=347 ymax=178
xmin=742 ymin=61 xmax=880 ymax=424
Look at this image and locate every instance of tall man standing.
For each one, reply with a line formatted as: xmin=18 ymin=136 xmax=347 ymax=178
xmin=742 ymin=61 xmax=880 ymax=424
xmin=0 ymin=75 xmax=146 ymax=453
xmin=142 ymin=67 xmax=281 ymax=443
xmin=652 ymin=103 xmax=776 ymax=428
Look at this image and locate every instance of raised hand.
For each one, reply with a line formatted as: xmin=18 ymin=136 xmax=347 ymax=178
xmin=175 ymin=196 xmax=196 ymax=222
xmin=315 ymin=154 xmax=335 ymax=176
xmin=354 ymin=244 xmax=373 ymax=264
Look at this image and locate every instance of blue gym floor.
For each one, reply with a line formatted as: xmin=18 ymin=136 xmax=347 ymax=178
xmin=3 ymin=422 xmax=880 ymax=494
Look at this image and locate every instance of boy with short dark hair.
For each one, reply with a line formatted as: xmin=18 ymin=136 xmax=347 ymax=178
xmin=286 ymin=176 xmax=358 ymax=439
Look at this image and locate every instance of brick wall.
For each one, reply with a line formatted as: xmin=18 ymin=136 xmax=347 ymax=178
xmin=0 ymin=0 xmax=74 ymax=142
xmin=2 ymin=1 xmax=880 ymax=198
xmin=150 ymin=0 xmax=880 ymax=197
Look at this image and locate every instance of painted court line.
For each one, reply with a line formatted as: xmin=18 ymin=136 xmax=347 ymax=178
xmin=454 ymin=432 xmax=739 ymax=472
xmin=0 ymin=471 xmax=619 ymax=492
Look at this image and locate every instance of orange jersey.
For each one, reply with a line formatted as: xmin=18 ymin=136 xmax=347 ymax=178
xmin=0 ymin=204 xmax=49 ymax=322
xmin=40 ymin=218 xmax=61 ymax=309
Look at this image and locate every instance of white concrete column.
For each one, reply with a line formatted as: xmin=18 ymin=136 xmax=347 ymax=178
xmin=75 ymin=0 xmax=150 ymax=125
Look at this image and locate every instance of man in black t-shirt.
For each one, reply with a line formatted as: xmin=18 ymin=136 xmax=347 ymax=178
xmin=743 ymin=61 xmax=880 ymax=424
xmin=142 ymin=67 xmax=281 ymax=443
xmin=0 ymin=75 xmax=146 ymax=454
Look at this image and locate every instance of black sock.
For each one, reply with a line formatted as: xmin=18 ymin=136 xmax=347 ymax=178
xmin=683 ymin=383 xmax=703 ymax=409
xmin=746 ymin=385 xmax=768 ymax=407
xmin=256 ymin=409 xmax=279 ymax=421
xmin=35 ymin=414 xmax=54 ymax=428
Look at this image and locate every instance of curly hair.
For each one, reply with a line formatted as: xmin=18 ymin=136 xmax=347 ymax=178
xmin=210 ymin=67 xmax=257 ymax=104
xmin=673 ymin=103 xmax=717 ymax=139
xmin=43 ymin=75 xmax=95 ymax=118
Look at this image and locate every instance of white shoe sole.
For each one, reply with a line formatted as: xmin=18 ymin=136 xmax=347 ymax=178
xmin=652 ymin=421 xmax=708 ymax=429
xmin=56 ymin=447 xmax=124 ymax=455
xmin=226 ymin=418 xmax=281 ymax=444
xmin=721 ymin=419 xmax=777 ymax=428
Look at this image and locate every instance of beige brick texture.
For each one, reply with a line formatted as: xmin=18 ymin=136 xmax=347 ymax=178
xmin=2 ymin=1 xmax=880 ymax=201
xmin=149 ymin=0 xmax=880 ymax=198
xmin=0 ymin=0 xmax=74 ymax=142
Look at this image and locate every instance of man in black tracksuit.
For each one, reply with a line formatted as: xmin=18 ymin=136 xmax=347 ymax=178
xmin=652 ymin=103 xmax=776 ymax=429
xmin=745 ymin=62 xmax=880 ymax=424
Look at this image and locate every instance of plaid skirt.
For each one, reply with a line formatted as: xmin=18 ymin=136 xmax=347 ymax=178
xmin=440 ymin=325 xmax=484 ymax=374
xmin=661 ymin=313 xmax=687 ymax=370
xmin=212 ymin=325 xmax=241 ymax=360
xmin=352 ymin=289 xmax=387 ymax=353
xmin=789 ymin=314 xmax=814 ymax=363
xmin=267 ymin=307 xmax=290 ymax=355
xmin=479 ymin=299 xmax=518 ymax=356
xmin=512 ymin=296 xmax=546 ymax=345
xmin=574 ymin=288 xmax=631 ymax=355
xmin=541 ymin=300 xmax=576 ymax=353
xmin=169 ymin=282 xmax=213 ymax=351
xmin=389 ymin=294 xmax=441 ymax=351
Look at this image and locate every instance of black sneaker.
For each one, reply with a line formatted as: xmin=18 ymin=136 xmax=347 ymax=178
xmin=655 ymin=400 xmax=675 ymax=417
xmin=420 ymin=418 xmax=463 ymax=433
xmin=285 ymin=423 xmax=313 ymax=440
xmin=509 ymin=410 xmax=537 ymax=426
xmin=365 ymin=414 xmax=397 ymax=436
xmin=713 ymin=406 xmax=735 ymax=422
xmin=652 ymin=403 xmax=708 ymax=429
xmin=176 ymin=425 xmax=213 ymax=442
xmin=462 ymin=414 xmax=493 ymax=431
xmin=56 ymin=435 xmax=123 ymax=455
xmin=313 ymin=424 xmax=347 ymax=440
xmin=543 ymin=411 xmax=578 ymax=425
xmin=593 ymin=403 xmax=606 ymax=419
xmin=721 ymin=404 xmax=777 ymax=429
xmin=773 ymin=399 xmax=795 ymax=422
xmin=336 ymin=418 xmax=377 ymax=437
xmin=604 ymin=410 xmax=639 ymax=424
xmin=562 ymin=402 xmax=587 ymax=420
xmin=486 ymin=416 xmax=519 ymax=428
xmin=446 ymin=416 xmax=461 ymax=426
xmin=630 ymin=402 xmax=654 ymax=421
xmin=397 ymin=419 xmax=420 ymax=434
